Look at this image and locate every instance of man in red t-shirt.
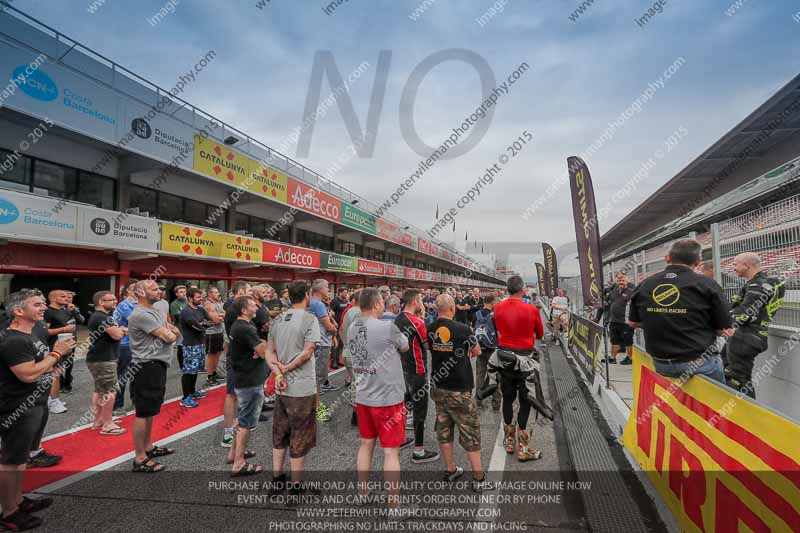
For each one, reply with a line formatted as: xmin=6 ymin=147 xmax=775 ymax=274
xmin=478 ymin=276 xmax=550 ymax=462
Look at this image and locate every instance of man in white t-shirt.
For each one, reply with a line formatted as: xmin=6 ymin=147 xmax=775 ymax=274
xmin=550 ymin=289 xmax=569 ymax=336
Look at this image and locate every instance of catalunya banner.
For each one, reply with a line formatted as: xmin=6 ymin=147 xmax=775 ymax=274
xmin=535 ymin=262 xmax=546 ymax=296
xmin=623 ymin=348 xmax=800 ymax=532
xmin=542 ymin=243 xmax=558 ymax=296
xmin=567 ymin=314 xmax=603 ymax=379
xmin=567 ymin=156 xmax=604 ymax=308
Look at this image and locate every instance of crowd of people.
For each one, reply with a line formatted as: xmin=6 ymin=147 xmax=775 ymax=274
xmin=0 ymin=273 xmax=550 ymax=529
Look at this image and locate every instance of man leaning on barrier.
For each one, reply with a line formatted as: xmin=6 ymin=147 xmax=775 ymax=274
xmin=725 ymin=252 xmax=785 ymax=398
xmin=627 ymin=239 xmax=733 ymax=384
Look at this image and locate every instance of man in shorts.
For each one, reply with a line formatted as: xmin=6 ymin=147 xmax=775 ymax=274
xmin=340 ymin=290 xmax=361 ymax=425
xmin=86 ymin=291 xmax=126 ymax=436
xmin=550 ymin=289 xmax=569 ymax=337
xmin=607 ymin=272 xmax=636 ymax=365
xmin=178 ymin=287 xmax=211 ymax=407
xmin=347 ymin=288 xmax=409 ymax=514
xmin=221 ymin=282 xmax=253 ymax=448
xmin=428 ymin=294 xmax=494 ymax=492
xmin=203 ymin=286 xmax=225 ymax=387
xmin=129 ymin=280 xmax=179 ymax=473
xmin=227 ymin=295 xmax=269 ymax=476
xmin=0 ymin=290 xmax=75 ymax=531
xmin=266 ymin=281 xmax=321 ymax=500
xmin=112 ymin=279 xmax=138 ymax=415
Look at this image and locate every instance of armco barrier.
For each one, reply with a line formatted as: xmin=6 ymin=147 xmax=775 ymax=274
xmin=622 ymin=347 xmax=800 ymax=532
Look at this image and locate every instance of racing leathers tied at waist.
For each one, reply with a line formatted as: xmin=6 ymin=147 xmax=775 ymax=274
xmin=725 ymin=271 xmax=785 ymax=397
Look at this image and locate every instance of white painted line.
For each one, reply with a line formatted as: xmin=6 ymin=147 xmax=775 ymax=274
xmin=468 ymin=422 xmax=506 ymax=533
xmin=36 ymin=415 xmax=224 ymax=495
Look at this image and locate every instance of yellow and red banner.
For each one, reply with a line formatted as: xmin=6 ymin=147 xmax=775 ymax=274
xmin=193 ymin=135 xmax=249 ymax=187
xmin=161 ymin=223 xmax=223 ymax=257
xmin=220 ymin=234 xmax=262 ymax=263
xmin=246 ymin=162 xmax=288 ymax=203
xmin=623 ymin=348 xmax=800 ymax=532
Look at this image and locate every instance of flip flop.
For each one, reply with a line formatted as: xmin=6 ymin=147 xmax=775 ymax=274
xmin=226 ymin=450 xmax=256 ymax=464
xmin=231 ymin=462 xmax=263 ymax=477
xmin=99 ymin=426 xmax=127 ymax=436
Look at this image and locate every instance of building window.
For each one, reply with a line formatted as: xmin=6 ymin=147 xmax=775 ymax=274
xmin=77 ymin=172 xmax=114 ymax=210
xmin=0 ymin=149 xmax=31 ymax=192
xmin=338 ymin=240 xmax=361 ymax=256
xmin=129 ymin=185 xmax=157 ymax=216
xmin=158 ymin=191 xmax=183 ymax=222
xmin=33 ymin=160 xmax=77 ymax=199
xmin=297 ymin=229 xmax=333 ymax=251
xmin=184 ymin=198 xmax=208 ymax=227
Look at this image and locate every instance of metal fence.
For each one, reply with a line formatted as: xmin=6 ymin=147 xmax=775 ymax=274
xmin=605 ymin=193 xmax=800 ymax=332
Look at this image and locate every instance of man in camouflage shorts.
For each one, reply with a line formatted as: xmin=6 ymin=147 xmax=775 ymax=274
xmin=427 ymin=294 xmax=494 ymax=492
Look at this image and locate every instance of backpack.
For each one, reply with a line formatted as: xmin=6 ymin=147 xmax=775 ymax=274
xmin=474 ymin=309 xmax=497 ymax=349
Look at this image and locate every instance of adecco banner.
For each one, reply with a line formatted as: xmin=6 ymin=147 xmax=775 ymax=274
xmin=623 ymin=348 xmax=800 ymax=532
xmin=0 ymin=189 xmax=77 ymax=243
xmin=78 ymin=206 xmax=159 ymax=252
xmin=288 ymin=179 xmax=341 ymax=223
xmin=567 ymin=314 xmax=603 ymax=379
xmin=221 ymin=235 xmax=261 ymax=263
xmin=342 ymin=204 xmax=376 ymax=234
xmin=161 ymin=223 xmax=223 ymax=258
xmin=262 ymin=243 xmax=320 ymax=269
xmin=321 ymin=252 xmax=357 ymax=272
xmin=357 ymin=258 xmax=385 ymax=276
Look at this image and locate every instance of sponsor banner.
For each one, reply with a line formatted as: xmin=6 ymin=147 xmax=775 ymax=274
xmin=262 ymin=243 xmax=320 ymax=269
xmin=623 ymin=348 xmax=800 ymax=532
xmin=542 ymin=243 xmax=558 ymax=296
xmin=246 ymin=161 xmax=288 ymax=203
xmin=418 ymin=238 xmax=432 ymax=255
xmin=426 ymin=271 xmax=434 ymax=281
xmin=568 ymin=156 xmax=604 ymax=308
xmin=161 ymin=223 xmax=223 ymax=257
xmin=399 ymin=229 xmax=416 ymax=249
xmin=386 ymin=264 xmax=406 ymax=278
xmin=1 ymin=43 xmax=117 ymax=143
xmin=287 ymin=179 xmax=342 ymax=223
xmin=376 ymin=219 xmax=404 ymax=246
xmin=221 ymin=234 xmax=261 ymax=263
xmin=342 ymin=204 xmax=376 ymax=234
xmin=78 ymin=206 xmax=159 ymax=252
xmin=123 ymin=102 xmax=194 ymax=166
xmin=0 ymin=189 xmax=77 ymax=243
xmin=567 ymin=314 xmax=603 ymax=379
xmin=321 ymin=252 xmax=357 ymax=272
xmin=357 ymin=258 xmax=385 ymax=276
xmin=193 ymin=135 xmax=249 ymax=187
xmin=536 ymin=263 xmax=546 ymax=296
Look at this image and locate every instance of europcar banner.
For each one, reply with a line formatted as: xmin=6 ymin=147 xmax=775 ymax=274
xmin=567 ymin=314 xmax=603 ymax=379
xmin=542 ymin=243 xmax=558 ymax=296
xmin=535 ymin=262 xmax=546 ymax=296
xmin=568 ymin=156 xmax=604 ymax=308
xmin=623 ymin=348 xmax=800 ymax=532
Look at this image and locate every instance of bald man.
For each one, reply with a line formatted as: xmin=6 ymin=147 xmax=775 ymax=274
xmin=726 ymin=252 xmax=785 ymax=398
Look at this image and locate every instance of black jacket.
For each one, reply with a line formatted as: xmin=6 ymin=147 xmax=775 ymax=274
xmin=730 ymin=271 xmax=785 ymax=348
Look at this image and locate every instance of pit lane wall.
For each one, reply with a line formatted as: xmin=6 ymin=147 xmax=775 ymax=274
xmin=622 ymin=347 xmax=800 ymax=532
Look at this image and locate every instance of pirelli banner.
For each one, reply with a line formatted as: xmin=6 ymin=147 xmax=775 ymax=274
xmin=623 ymin=348 xmax=800 ymax=532
xmin=567 ymin=314 xmax=603 ymax=379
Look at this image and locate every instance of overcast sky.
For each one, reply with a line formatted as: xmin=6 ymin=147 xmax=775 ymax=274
xmin=16 ymin=0 xmax=800 ymax=278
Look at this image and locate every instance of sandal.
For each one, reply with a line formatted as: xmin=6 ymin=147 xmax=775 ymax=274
xmin=99 ymin=425 xmax=126 ymax=436
xmin=231 ymin=462 xmax=263 ymax=477
xmin=226 ymin=450 xmax=256 ymax=464
xmin=146 ymin=445 xmax=175 ymax=458
xmin=132 ymin=458 xmax=165 ymax=473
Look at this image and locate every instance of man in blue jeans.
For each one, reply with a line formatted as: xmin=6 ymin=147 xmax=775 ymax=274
xmin=628 ymin=239 xmax=733 ymax=384
xmin=112 ymin=279 xmax=138 ymax=414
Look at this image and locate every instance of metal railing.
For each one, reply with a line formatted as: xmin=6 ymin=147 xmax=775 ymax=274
xmin=0 ymin=2 xmax=501 ymax=280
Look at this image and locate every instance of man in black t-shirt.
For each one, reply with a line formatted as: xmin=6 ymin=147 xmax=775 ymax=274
xmin=86 ymin=291 xmax=126 ymax=436
xmin=607 ymin=272 xmax=636 ymax=365
xmin=427 ymin=294 xmax=493 ymax=492
xmin=453 ymin=291 xmax=470 ymax=325
xmin=329 ymin=287 xmax=349 ymax=370
xmin=43 ymin=290 xmax=76 ymax=413
xmin=0 ymin=290 xmax=75 ymax=532
xmin=464 ymin=288 xmax=482 ymax=326
xmin=178 ymin=288 xmax=210 ymax=408
xmin=227 ymin=295 xmax=268 ymax=476
xmin=252 ymin=286 xmax=271 ymax=341
xmin=221 ymin=282 xmax=253 ymax=448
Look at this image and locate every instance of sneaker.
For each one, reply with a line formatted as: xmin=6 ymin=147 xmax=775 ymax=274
xmin=59 ymin=386 xmax=73 ymax=395
xmin=192 ymin=390 xmax=208 ymax=399
xmin=411 ymin=450 xmax=440 ymax=463
xmin=605 ymin=356 xmax=617 ymax=364
xmin=221 ymin=432 xmax=234 ymax=448
xmin=320 ymin=382 xmax=341 ymax=393
xmin=619 ymin=356 xmax=632 ymax=365
xmin=259 ymin=412 xmax=271 ymax=422
xmin=405 ymin=416 xmax=414 ymax=430
xmin=443 ymin=466 xmax=464 ymax=482
xmin=180 ymin=396 xmax=199 ymax=408
xmin=400 ymin=437 xmax=414 ymax=448
xmin=316 ymin=403 xmax=331 ymax=422
xmin=264 ymin=395 xmax=276 ymax=406
xmin=48 ymin=397 xmax=67 ymax=414
xmin=261 ymin=402 xmax=275 ymax=412
xmin=471 ymin=476 xmax=496 ymax=493
xmin=0 ymin=509 xmax=41 ymax=531
xmin=27 ymin=451 xmax=62 ymax=468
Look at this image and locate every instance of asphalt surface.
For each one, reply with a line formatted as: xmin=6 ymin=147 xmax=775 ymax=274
xmin=26 ymin=342 xmax=591 ymax=533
